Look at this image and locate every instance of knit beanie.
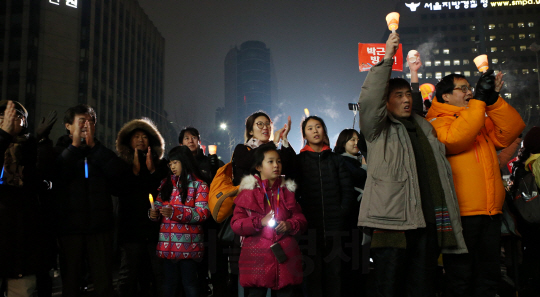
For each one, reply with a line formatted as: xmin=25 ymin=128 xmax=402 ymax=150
xmin=524 ymin=127 xmax=540 ymax=154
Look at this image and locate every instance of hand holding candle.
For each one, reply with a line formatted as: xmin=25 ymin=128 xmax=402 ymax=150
xmin=149 ymin=193 xmax=155 ymax=210
xmin=386 ymin=12 xmax=400 ymax=33
xmin=474 ymin=54 xmax=489 ymax=73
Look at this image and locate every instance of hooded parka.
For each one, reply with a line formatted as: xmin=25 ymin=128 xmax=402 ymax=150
xmin=426 ymin=98 xmax=525 ymax=216
xmin=115 ymin=118 xmax=168 ymax=243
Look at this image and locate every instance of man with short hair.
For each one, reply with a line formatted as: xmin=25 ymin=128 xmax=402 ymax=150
xmin=358 ymin=33 xmax=467 ymax=297
xmin=179 ymin=127 xmax=224 ymax=180
xmin=426 ymin=70 xmax=525 ymax=296
xmin=54 ymin=104 xmax=126 ymax=297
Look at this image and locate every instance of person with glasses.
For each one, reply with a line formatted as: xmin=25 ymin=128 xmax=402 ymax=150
xmin=426 ymin=71 xmax=525 ymax=296
xmin=0 ymin=100 xmax=57 ymax=297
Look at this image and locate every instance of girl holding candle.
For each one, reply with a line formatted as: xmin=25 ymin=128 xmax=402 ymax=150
xmin=231 ymin=143 xmax=307 ymax=297
xmin=149 ymin=145 xmax=210 ymax=297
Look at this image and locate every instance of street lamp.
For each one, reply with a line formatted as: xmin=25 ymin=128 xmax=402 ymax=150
xmin=219 ymin=122 xmax=235 ymax=157
xmin=220 ymin=123 xmax=227 ymax=130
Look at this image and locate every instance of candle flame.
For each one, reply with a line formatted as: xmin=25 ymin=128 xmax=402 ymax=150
xmin=304 ymin=108 xmax=310 ymax=117
xmin=149 ymin=194 xmax=154 ymax=203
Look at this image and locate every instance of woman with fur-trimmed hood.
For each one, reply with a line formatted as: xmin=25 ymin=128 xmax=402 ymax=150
xmin=115 ymin=118 xmax=169 ymax=297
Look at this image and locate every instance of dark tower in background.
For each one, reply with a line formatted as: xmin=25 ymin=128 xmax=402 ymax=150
xmin=1 ymin=0 xmax=167 ymax=149
xmin=223 ymin=40 xmax=273 ymax=147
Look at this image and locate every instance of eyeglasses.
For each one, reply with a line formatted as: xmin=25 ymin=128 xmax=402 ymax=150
xmin=0 ymin=113 xmax=24 ymax=120
xmin=168 ymin=160 xmax=180 ymax=168
xmin=255 ymin=122 xmax=271 ymax=129
xmin=453 ymin=85 xmax=474 ymax=93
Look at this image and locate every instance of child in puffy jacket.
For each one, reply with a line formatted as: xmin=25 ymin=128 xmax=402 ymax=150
xmin=149 ymin=146 xmax=210 ymax=297
xmin=231 ymin=143 xmax=307 ymax=297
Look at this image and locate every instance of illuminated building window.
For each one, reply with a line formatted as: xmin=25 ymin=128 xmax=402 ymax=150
xmin=530 ymin=33 xmax=536 ymax=38
xmin=435 ymin=60 xmax=441 ymax=66
xmin=454 ymin=60 xmax=460 ymax=66
xmin=488 ymin=24 xmax=495 ymax=29
xmin=492 ymin=59 xmax=498 ymax=64
xmin=500 ymin=47 xmax=505 ymax=53
xmin=426 ymin=73 xmax=433 ymax=78
xmin=435 ymin=72 xmax=442 ymax=79
xmin=464 ymin=71 xmax=471 ymax=77
xmin=443 ymin=49 xmax=450 ymax=54
xmin=491 ymin=47 xmax=497 ymax=52
xmin=523 ymin=69 xmax=529 ymax=74
xmin=500 ymin=35 xmax=505 ymax=41
xmin=433 ymin=49 xmax=440 ymax=55
xmin=463 ymin=59 xmax=470 ymax=65
xmin=505 ymin=93 xmax=511 ymax=99
xmin=406 ymin=73 xmax=411 ymax=79
xmin=519 ymin=34 xmax=526 ymax=39
xmin=455 ymin=71 xmax=461 ymax=75
xmin=533 ymin=69 xmax=538 ymax=73
xmin=508 ymin=23 xmax=514 ymax=28
xmin=520 ymin=45 xmax=527 ymax=51
xmin=444 ymin=60 xmax=451 ymax=66
xmin=470 ymin=36 xmax=476 ymax=41
xmin=509 ymin=34 xmax=515 ymax=39
xmin=418 ymin=73 xmax=423 ymax=79
xmin=425 ymin=61 xmax=432 ymax=67
xmin=510 ymin=46 xmax=516 ymax=51
xmin=518 ymin=23 xmax=525 ymax=28
xmin=472 ymin=48 xmax=478 ymax=53
xmin=445 ymin=71 xmax=452 ymax=76
xmin=494 ymin=70 xmax=500 ymax=75
xmin=489 ymin=36 xmax=496 ymax=41
xmin=470 ymin=25 xmax=476 ymax=30
xmin=529 ymin=22 xmax=535 ymax=27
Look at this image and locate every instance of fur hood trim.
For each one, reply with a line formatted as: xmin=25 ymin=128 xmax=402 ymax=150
xmin=116 ymin=118 xmax=165 ymax=163
xmin=239 ymin=175 xmax=296 ymax=193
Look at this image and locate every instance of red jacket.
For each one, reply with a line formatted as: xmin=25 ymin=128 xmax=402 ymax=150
xmin=154 ymin=174 xmax=210 ymax=260
xmin=231 ymin=175 xmax=307 ymax=290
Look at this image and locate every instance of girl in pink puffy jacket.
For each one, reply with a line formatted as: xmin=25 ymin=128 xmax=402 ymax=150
xmin=231 ymin=143 xmax=307 ymax=297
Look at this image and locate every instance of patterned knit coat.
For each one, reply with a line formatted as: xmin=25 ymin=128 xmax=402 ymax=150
xmin=231 ymin=175 xmax=307 ymax=290
xmin=154 ymin=174 xmax=210 ymax=260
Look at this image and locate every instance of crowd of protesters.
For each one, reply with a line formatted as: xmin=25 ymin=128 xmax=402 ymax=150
xmin=1 ymin=31 xmax=538 ymax=297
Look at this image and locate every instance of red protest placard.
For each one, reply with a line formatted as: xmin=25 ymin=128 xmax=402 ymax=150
xmin=358 ymin=43 xmax=403 ymax=72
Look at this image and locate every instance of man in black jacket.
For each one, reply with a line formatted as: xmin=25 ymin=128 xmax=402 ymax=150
xmin=0 ymin=100 xmax=56 ymax=297
xmin=54 ymin=104 xmax=126 ymax=297
xmin=179 ymin=126 xmax=224 ymax=181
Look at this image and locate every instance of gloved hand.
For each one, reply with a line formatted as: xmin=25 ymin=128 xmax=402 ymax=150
xmin=36 ymin=110 xmax=58 ymax=140
xmin=474 ymin=69 xmax=496 ymax=105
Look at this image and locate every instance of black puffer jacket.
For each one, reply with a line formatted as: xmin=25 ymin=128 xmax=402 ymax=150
xmin=115 ymin=118 xmax=168 ymax=243
xmin=294 ymin=149 xmax=356 ymax=236
xmin=0 ymin=129 xmax=53 ymax=278
xmin=195 ymin=148 xmax=224 ymax=182
xmin=54 ymin=135 xmax=127 ymax=235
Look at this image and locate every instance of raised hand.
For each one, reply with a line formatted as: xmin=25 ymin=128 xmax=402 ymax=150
xmin=36 ymin=110 xmax=58 ymax=140
xmin=133 ymin=148 xmax=141 ymax=175
xmin=0 ymin=101 xmax=18 ymax=136
xmin=85 ymin=120 xmax=95 ymax=148
xmin=146 ymin=147 xmax=155 ymax=173
xmin=384 ymin=33 xmax=400 ymax=60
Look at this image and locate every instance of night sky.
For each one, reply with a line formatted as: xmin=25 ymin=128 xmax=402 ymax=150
xmin=137 ymin=0 xmax=401 ymax=148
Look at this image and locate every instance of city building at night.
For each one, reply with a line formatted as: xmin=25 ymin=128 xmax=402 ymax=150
xmin=1 ymin=0 xmax=166 ymax=149
xmin=394 ymin=0 xmax=540 ymax=125
xmin=219 ymin=40 xmax=275 ymax=155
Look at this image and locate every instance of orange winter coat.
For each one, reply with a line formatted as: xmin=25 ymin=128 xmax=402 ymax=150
xmin=426 ymin=97 xmax=525 ymax=216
